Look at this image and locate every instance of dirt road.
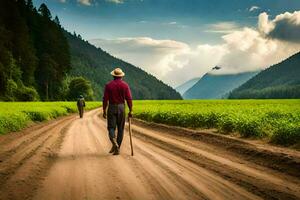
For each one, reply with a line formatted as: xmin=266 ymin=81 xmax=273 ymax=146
xmin=0 ymin=109 xmax=299 ymax=200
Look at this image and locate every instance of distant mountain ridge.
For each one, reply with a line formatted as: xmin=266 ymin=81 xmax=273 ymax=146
xmin=229 ymin=52 xmax=300 ymax=99
xmin=175 ymin=78 xmax=200 ymax=95
xmin=183 ymin=71 xmax=258 ymax=99
xmin=66 ymin=32 xmax=182 ymax=100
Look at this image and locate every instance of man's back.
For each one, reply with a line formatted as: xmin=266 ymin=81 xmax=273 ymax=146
xmin=103 ymin=78 xmax=132 ymax=107
xmin=77 ymin=98 xmax=85 ymax=107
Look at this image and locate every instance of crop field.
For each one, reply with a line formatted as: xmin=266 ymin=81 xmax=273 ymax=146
xmin=133 ymin=100 xmax=300 ymax=145
xmin=0 ymin=102 xmax=101 ymax=135
xmin=1 ymin=100 xmax=299 ymax=146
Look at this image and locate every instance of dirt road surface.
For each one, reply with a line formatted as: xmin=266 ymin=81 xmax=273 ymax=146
xmin=0 ymin=109 xmax=299 ymax=200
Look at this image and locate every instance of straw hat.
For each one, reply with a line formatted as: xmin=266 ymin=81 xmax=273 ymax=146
xmin=111 ymin=68 xmax=125 ymax=77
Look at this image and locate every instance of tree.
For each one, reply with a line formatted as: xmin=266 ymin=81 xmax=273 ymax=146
xmin=26 ymin=0 xmax=34 ymax=10
xmin=68 ymin=77 xmax=94 ymax=100
xmin=35 ymin=54 xmax=57 ymax=100
xmin=53 ymin=15 xmax=61 ymax=27
xmin=38 ymin=3 xmax=52 ymax=19
xmin=0 ymin=0 xmax=71 ymax=101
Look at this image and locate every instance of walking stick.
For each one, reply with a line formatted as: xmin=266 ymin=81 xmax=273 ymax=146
xmin=128 ymin=117 xmax=134 ymax=156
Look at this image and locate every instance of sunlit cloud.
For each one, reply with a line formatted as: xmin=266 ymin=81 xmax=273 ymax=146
xmin=258 ymin=11 xmax=300 ymax=42
xmin=90 ymin=37 xmax=190 ymax=77
xmin=89 ymin=11 xmax=300 ymax=86
xmin=205 ymin=22 xmax=240 ymax=33
xmin=77 ymin=0 xmax=92 ymax=6
xmin=106 ymin=0 xmax=124 ymax=4
xmin=162 ymin=21 xmax=187 ymax=29
xmin=249 ymin=6 xmax=260 ymax=12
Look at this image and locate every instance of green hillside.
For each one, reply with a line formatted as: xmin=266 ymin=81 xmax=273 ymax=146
xmin=0 ymin=0 xmax=181 ymax=101
xmin=66 ymin=32 xmax=182 ymax=100
xmin=0 ymin=0 xmax=70 ymax=101
xmin=183 ymin=71 xmax=258 ymax=99
xmin=229 ymin=52 xmax=300 ymax=99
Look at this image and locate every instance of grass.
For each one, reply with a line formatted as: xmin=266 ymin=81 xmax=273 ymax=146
xmin=1 ymin=100 xmax=299 ymax=146
xmin=133 ymin=100 xmax=300 ymax=146
xmin=0 ymin=102 xmax=101 ymax=135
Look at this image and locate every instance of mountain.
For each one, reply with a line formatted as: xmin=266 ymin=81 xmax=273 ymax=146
xmin=66 ymin=32 xmax=182 ymax=100
xmin=229 ymin=52 xmax=300 ymax=99
xmin=175 ymin=78 xmax=200 ymax=95
xmin=183 ymin=71 xmax=258 ymax=99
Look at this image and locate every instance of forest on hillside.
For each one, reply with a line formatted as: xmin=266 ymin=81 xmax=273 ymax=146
xmin=0 ymin=0 xmax=181 ymax=101
xmin=0 ymin=0 xmax=71 ymax=101
xmin=66 ymin=32 xmax=182 ymax=100
xmin=229 ymin=52 xmax=300 ymax=99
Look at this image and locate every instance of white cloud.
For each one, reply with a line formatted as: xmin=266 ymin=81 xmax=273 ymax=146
xmin=90 ymin=37 xmax=190 ymax=77
xmin=249 ymin=6 xmax=260 ymax=12
xmin=106 ymin=0 xmax=124 ymax=4
xmin=205 ymin=22 xmax=240 ymax=33
xmin=77 ymin=0 xmax=92 ymax=6
xmin=89 ymin=11 xmax=300 ymax=87
xmin=58 ymin=0 xmax=66 ymax=3
xmin=214 ymin=28 xmax=295 ymax=74
xmin=258 ymin=11 xmax=300 ymax=42
xmin=161 ymin=21 xmax=187 ymax=29
xmin=90 ymin=37 xmax=227 ymax=86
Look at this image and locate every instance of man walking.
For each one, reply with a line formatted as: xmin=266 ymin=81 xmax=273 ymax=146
xmin=77 ymin=95 xmax=85 ymax=118
xmin=103 ymin=68 xmax=133 ymax=155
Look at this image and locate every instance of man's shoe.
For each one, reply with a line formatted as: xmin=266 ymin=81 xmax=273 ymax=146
xmin=109 ymin=146 xmax=115 ymax=153
xmin=113 ymin=147 xmax=120 ymax=155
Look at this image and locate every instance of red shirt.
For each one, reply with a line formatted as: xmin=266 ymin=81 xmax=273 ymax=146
xmin=103 ymin=78 xmax=133 ymax=111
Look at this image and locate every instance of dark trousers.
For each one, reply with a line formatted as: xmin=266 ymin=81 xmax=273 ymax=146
xmin=107 ymin=104 xmax=125 ymax=147
xmin=78 ymin=106 xmax=84 ymax=118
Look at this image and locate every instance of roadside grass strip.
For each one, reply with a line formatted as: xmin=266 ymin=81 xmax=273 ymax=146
xmin=0 ymin=102 xmax=101 ymax=134
xmin=133 ymin=100 xmax=300 ymax=146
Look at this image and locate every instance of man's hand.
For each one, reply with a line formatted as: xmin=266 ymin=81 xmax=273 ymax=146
xmin=103 ymin=111 xmax=107 ymax=119
xmin=128 ymin=111 xmax=133 ymax=118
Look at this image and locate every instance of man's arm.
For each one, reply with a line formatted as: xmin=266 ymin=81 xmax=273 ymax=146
xmin=125 ymin=86 xmax=133 ymax=117
xmin=102 ymin=85 xmax=109 ymax=118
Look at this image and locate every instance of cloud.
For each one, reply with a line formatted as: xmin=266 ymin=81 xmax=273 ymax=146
xmin=89 ymin=11 xmax=300 ymax=87
xmin=258 ymin=11 xmax=300 ymax=42
xmin=249 ymin=6 xmax=260 ymax=12
xmin=90 ymin=37 xmax=227 ymax=86
xmin=213 ymin=28 xmax=298 ymax=74
xmin=106 ymin=0 xmax=124 ymax=4
xmin=58 ymin=0 xmax=66 ymax=3
xmin=205 ymin=22 xmax=240 ymax=33
xmin=77 ymin=0 xmax=92 ymax=6
xmin=90 ymin=37 xmax=190 ymax=77
xmin=161 ymin=21 xmax=187 ymax=29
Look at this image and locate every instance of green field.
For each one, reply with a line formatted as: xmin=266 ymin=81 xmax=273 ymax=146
xmin=0 ymin=102 xmax=101 ymax=135
xmin=133 ymin=100 xmax=300 ymax=146
xmin=1 ymin=100 xmax=299 ymax=146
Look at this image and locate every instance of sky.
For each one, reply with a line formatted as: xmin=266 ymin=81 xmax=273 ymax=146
xmin=33 ymin=0 xmax=300 ymax=87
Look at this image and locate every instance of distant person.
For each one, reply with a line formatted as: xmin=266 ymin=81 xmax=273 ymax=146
xmin=77 ymin=95 xmax=86 ymax=118
xmin=103 ymin=68 xmax=133 ymax=155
